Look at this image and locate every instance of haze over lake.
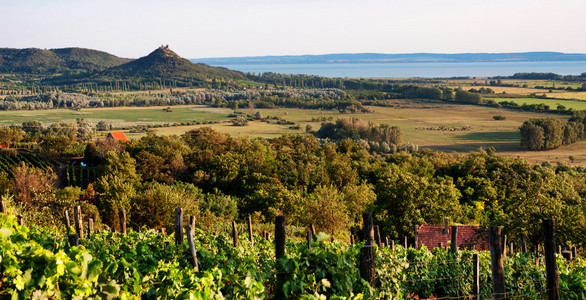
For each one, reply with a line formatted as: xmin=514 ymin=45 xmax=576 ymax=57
xmin=210 ymin=61 xmax=586 ymax=78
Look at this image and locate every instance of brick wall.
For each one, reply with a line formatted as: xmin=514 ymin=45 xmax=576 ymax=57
xmin=417 ymin=225 xmax=489 ymax=251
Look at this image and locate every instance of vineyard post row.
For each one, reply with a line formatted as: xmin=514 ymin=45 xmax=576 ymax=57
xmin=4 ymin=203 xmax=576 ymax=300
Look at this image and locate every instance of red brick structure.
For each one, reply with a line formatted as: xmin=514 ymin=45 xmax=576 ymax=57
xmin=416 ymin=225 xmax=489 ymax=251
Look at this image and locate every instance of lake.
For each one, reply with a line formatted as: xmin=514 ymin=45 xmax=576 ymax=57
xmin=212 ymin=61 xmax=586 ymax=78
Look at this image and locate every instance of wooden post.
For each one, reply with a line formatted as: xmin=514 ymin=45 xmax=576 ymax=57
xmin=310 ymin=223 xmax=316 ymax=236
xmin=509 ymin=243 xmax=514 ymax=255
xmin=451 ymin=225 xmax=458 ymax=254
xmin=262 ymin=230 xmax=267 ymax=240
xmin=360 ymin=213 xmax=375 ymax=286
xmin=160 ymin=228 xmax=166 ymax=235
xmin=17 ymin=215 xmax=23 ymax=225
xmin=543 ymin=218 xmax=560 ymax=300
xmin=375 ymin=225 xmax=382 ymax=247
xmin=88 ymin=218 xmax=93 ymax=237
xmin=1 ymin=201 xmax=7 ymax=215
xmin=174 ymin=208 xmax=183 ymax=245
xmin=414 ymin=225 xmax=419 ymax=249
xmin=232 ymin=221 xmax=239 ymax=247
xmin=520 ymin=233 xmax=527 ymax=253
xmin=306 ymin=230 xmax=312 ymax=250
xmin=68 ymin=234 xmax=79 ymax=247
xmin=64 ymin=210 xmax=71 ymax=232
xmin=557 ymin=245 xmax=562 ymax=254
xmin=473 ymin=253 xmax=480 ymax=300
xmin=402 ymin=236 xmax=408 ymax=248
xmin=385 ymin=237 xmax=389 ymax=248
xmin=444 ymin=217 xmax=449 ymax=235
xmin=190 ymin=215 xmax=196 ymax=236
xmin=389 ymin=239 xmax=395 ymax=251
xmin=266 ymin=232 xmax=271 ymax=240
xmin=118 ymin=209 xmax=126 ymax=234
xmin=572 ymin=246 xmax=577 ymax=258
xmin=185 ymin=225 xmax=199 ymax=270
xmin=501 ymin=235 xmax=507 ymax=258
xmin=247 ymin=215 xmax=254 ymax=246
xmin=363 ymin=213 xmax=375 ymax=245
xmin=275 ymin=216 xmax=286 ymax=259
xmin=488 ymin=226 xmax=506 ymax=300
xmin=74 ymin=206 xmax=84 ymax=239
xmin=351 ymin=234 xmax=355 ymax=246
xmin=561 ymin=251 xmax=572 ymax=261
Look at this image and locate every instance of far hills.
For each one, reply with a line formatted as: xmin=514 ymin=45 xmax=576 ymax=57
xmin=0 ymin=47 xmax=131 ymax=73
xmin=1 ymin=46 xmax=246 ymax=89
xmin=192 ymin=52 xmax=586 ymax=65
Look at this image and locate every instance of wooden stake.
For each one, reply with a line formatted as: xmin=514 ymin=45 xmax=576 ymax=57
xmin=232 ymin=221 xmax=239 ymax=247
xmin=64 ymin=210 xmax=71 ymax=232
xmin=185 ymin=225 xmax=199 ymax=270
xmin=174 ymin=208 xmax=183 ymax=245
xmin=88 ymin=218 xmax=93 ymax=237
xmin=310 ymin=223 xmax=316 ymax=236
xmin=520 ymin=232 xmax=527 ymax=253
xmin=414 ymin=225 xmax=419 ymax=249
xmin=375 ymin=225 xmax=382 ymax=247
xmin=74 ymin=206 xmax=84 ymax=239
xmin=1 ymin=201 xmax=6 ymax=215
xmin=451 ymin=226 xmax=458 ymax=254
xmin=543 ymin=218 xmax=560 ymax=300
xmin=189 ymin=215 xmax=195 ymax=236
xmin=247 ymin=215 xmax=254 ymax=246
xmin=473 ymin=253 xmax=480 ymax=300
xmin=306 ymin=230 xmax=312 ymax=250
xmin=359 ymin=213 xmax=375 ymax=287
xmin=118 ymin=209 xmax=126 ymax=234
xmin=488 ymin=226 xmax=506 ymax=300
xmin=275 ymin=216 xmax=286 ymax=259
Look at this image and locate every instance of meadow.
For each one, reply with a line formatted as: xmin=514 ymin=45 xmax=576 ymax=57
xmin=491 ymin=97 xmax=586 ymax=111
xmin=2 ymin=102 xmax=584 ymax=165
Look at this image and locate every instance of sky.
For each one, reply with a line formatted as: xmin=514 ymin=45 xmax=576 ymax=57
xmin=1 ymin=0 xmax=586 ymax=59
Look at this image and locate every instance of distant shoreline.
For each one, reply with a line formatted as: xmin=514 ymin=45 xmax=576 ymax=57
xmin=192 ymin=52 xmax=586 ymax=65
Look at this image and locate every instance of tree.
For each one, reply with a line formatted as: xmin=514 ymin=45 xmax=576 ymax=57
xmin=520 ymin=121 xmax=545 ymax=150
xmin=454 ymin=90 xmax=482 ymax=104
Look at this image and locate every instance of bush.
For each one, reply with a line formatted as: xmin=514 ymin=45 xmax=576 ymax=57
xmin=493 ymin=115 xmax=506 ymax=120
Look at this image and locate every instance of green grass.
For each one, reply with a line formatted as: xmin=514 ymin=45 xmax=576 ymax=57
xmin=491 ymin=97 xmax=586 ymax=111
xmin=0 ymin=105 xmax=233 ymax=127
xmin=2 ymin=102 xmax=584 ymax=165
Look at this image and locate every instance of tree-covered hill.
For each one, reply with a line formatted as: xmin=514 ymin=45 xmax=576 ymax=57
xmin=0 ymin=47 xmax=131 ymax=73
xmin=99 ymin=46 xmax=245 ymax=81
xmin=41 ymin=46 xmax=247 ymax=89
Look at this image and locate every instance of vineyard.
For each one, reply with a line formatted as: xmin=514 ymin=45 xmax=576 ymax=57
xmin=0 ymin=214 xmax=584 ymax=299
xmin=0 ymin=150 xmax=53 ymax=177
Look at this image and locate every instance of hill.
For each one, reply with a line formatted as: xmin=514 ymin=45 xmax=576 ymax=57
xmin=192 ymin=51 xmax=586 ymax=65
xmin=97 ymin=46 xmax=246 ymax=83
xmin=0 ymin=47 xmax=130 ymax=73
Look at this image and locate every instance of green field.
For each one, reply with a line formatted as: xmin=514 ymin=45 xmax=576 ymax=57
xmin=492 ymin=97 xmax=586 ymax=111
xmin=1 ymin=102 xmax=584 ymax=165
xmin=0 ymin=105 xmax=233 ymax=127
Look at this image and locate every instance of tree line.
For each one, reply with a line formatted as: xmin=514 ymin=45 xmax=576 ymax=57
xmin=2 ymin=128 xmax=584 ymax=250
xmin=519 ymin=111 xmax=586 ymax=150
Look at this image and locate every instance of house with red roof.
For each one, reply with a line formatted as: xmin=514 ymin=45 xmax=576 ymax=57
xmin=105 ymin=131 xmax=128 ymax=143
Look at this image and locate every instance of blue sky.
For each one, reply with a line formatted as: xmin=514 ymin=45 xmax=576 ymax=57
xmin=1 ymin=0 xmax=585 ymax=58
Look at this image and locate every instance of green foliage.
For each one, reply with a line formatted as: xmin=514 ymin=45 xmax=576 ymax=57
xmin=455 ymin=90 xmax=482 ymax=104
xmin=2 ymin=216 xmax=584 ymax=299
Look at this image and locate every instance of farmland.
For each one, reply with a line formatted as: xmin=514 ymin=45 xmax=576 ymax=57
xmin=2 ymin=101 xmax=585 ymax=165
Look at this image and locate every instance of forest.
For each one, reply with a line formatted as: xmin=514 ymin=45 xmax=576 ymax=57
xmin=1 ymin=126 xmax=584 ymax=251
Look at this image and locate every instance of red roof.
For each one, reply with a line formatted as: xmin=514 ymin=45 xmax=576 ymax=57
xmin=0 ymin=145 xmax=9 ymax=148
xmin=107 ymin=131 xmax=128 ymax=142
